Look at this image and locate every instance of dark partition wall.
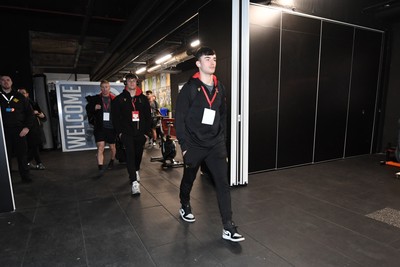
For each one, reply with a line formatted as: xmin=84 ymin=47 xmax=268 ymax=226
xmin=314 ymin=22 xmax=354 ymax=162
xmin=0 ymin=111 xmax=15 ymax=213
xmin=248 ymin=5 xmax=383 ymax=173
xmin=277 ymin=14 xmax=320 ymax=168
xmin=346 ymin=29 xmax=383 ymax=157
xmin=249 ymin=7 xmax=281 ymax=172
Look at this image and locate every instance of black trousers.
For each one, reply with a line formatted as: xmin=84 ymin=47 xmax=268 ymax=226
xmin=4 ymin=127 xmax=30 ymax=180
xmin=180 ymin=141 xmax=232 ymax=226
xmin=121 ymin=134 xmax=146 ymax=183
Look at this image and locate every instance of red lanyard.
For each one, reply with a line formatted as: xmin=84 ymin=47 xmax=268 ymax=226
xmin=102 ymin=96 xmax=110 ymax=111
xmin=200 ymin=86 xmax=218 ymax=108
xmin=131 ymin=97 xmax=136 ymax=110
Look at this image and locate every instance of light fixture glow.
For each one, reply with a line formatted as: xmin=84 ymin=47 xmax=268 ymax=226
xmin=155 ymin=54 xmax=172 ymax=64
xmin=271 ymin=0 xmax=295 ymax=9
xmin=280 ymin=0 xmax=294 ymax=7
xmin=190 ymin=39 xmax=200 ymax=47
xmin=147 ymin=65 xmax=161 ymax=72
xmin=135 ymin=67 xmax=147 ymax=74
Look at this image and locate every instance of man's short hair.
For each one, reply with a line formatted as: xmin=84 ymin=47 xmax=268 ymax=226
xmin=100 ymin=79 xmax=109 ymax=85
xmin=194 ymin=47 xmax=216 ymax=60
xmin=124 ymin=73 xmax=139 ymax=81
xmin=145 ymin=90 xmax=153 ymax=95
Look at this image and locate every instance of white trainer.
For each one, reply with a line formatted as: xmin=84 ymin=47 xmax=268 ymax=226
xmin=131 ymin=181 xmax=141 ymax=195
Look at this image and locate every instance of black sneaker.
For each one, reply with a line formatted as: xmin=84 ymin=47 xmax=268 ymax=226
xmin=179 ymin=204 xmax=195 ymax=222
xmin=222 ymin=221 xmax=245 ymax=242
xmin=36 ymin=163 xmax=46 ymax=170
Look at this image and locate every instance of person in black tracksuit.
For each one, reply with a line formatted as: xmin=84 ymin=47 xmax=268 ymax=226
xmin=0 ymin=75 xmax=34 ymax=182
xmin=18 ymin=88 xmax=47 ymax=170
xmin=85 ymin=80 xmax=117 ymax=173
xmin=175 ymin=47 xmax=244 ymax=242
xmin=111 ymin=73 xmax=151 ymax=195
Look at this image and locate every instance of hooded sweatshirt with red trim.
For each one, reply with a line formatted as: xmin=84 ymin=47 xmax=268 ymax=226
xmin=111 ymin=87 xmax=151 ymax=137
xmin=175 ymin=72 xmax=227 ymax=152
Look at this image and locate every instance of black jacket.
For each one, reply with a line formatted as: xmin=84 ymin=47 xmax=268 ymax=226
xmin=0 ymin=89 xmax=34 ymax=130
xmin=85 ymin=93 xmax=115 ymax=131
xmin=111 ymin=88 xmax=151 ymax=137
xmin=27 ymin=99 xmax=47 ymax=145
xmin=175 ymin=72 xmax=227 ymax=151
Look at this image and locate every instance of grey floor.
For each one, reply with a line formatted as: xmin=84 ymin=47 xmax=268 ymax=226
xmin=1 ymin=143 xmax=400 ymax=267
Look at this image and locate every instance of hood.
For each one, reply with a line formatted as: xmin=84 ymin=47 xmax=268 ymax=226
xmin=191 ymin=72 xmax=218 ymax=88
xmin=124 ymin=86 xmax=143 ymax=96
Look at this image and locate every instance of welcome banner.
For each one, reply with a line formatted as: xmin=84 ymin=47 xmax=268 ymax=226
xmin=55 ymin=81 xmax=125 ymax=152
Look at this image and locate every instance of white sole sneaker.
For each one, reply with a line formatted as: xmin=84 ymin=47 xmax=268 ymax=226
xmin=131 ymin=181 xmax=141 ymax=195
xmin=222 ymin=229 xmax=245 ymax=242
xmin=179 ymin=208 xmax=195 ymax=222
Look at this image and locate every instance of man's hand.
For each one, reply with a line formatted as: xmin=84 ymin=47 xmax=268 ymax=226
xmin=19 ymin=127 xmax=29 ymax=137
xmin=95 ymin=104 xmax=101 ymax=110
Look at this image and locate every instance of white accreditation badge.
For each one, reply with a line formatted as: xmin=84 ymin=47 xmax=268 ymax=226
xmin=132 ymin=111 xmax=140 ymax=121
xmin=201 ymin=108 xmax=215 ymax=125
xmin=103 ymin=112 xmax=110 ymax=121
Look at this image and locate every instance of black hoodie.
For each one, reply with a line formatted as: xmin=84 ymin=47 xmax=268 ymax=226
xmin=111 ymin=87 xmax=151 ymax=137
xmin=0 ymin=89 xmax=34 ymax=130
xmin=175 ymin=72 xmax=226 ymax=152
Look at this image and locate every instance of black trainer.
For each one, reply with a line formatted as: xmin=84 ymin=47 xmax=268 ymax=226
xmin=222 ymin=221 xmax=245 ymax=242
xmin=179 ymin=204 xmax=195 ymax=222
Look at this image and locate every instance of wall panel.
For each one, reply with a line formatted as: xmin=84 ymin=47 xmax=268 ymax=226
xmin=249 ymin=7 xmax=280 ymax=172
xmin=346 ymin=29 xmax=383 ymax=156
xmin=248 ymin=5 xmax=383 ymax=173
xmin=277 ymin=13 xmax=320 ymax=168
xmin=314 ymin=22 xmax=353 ymax=162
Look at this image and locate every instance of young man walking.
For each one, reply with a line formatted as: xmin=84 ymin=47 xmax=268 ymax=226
xmin=86 ymin=80 xmax=117 ymax=174
xmin=112 ymin=73 xmax=151 ymax=195
xmin=175 ymin=47 xmax=245 ymax=242
xmin=0 ymin=75 xmax=34 ymax=183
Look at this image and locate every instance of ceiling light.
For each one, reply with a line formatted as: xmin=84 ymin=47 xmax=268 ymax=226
xmin=147 ymin=65 xmax=161 ymax=72
xmin=271 ymin=0 xmax=295 ymax=10
xmin=135 ymin=67 xmax=147 ymax=74
xmin=115 ymin=80 xmax=121 ymax=83
xmin=155 ymin=54 xmax=172 ymax=64
xmin=280 ymin=0 xmax=294 ymax=6
xmin=190 ymin=39 xmax=200 ymax=47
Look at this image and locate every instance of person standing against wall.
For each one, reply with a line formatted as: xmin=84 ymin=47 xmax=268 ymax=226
xmin=0 ymin=75 xmax=34 ymax=183
xmin=18 ymin=88 xmax=46 ymax=170
xmin=112 ymin=73 xmax=151 ymax=195
xmin=175 ymin=47 xmax=245 ymax=242
xmin=86 ymin=80 xmax=117 ymax=175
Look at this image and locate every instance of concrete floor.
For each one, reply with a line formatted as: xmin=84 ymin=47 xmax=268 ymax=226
xmin=1 ymin=144 xmax=400 ymax=266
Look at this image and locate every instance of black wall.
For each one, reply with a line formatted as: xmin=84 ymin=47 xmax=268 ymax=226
xmin=314 ymin=22 xmax=353 ymax=162
xmin=0 ymin=113 xmax=14 ymax=213
xmin=248 ymin=5 xmax=384 ymax=172
xmin=249 ymin=8 xmax=280 ymax=170
xmin=381 ymin=22 xmax=400 ymax=151
xmin=278 ymin=14 xmax=320 ymax=168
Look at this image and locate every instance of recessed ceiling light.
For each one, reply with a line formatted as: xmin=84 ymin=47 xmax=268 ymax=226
xmin=135 ymin=67 xmax=147 ymax=74
xmin=147 ymin=65 xmax=161 ymax=72
xmin=190 ymin=39 xmax=200 ymax=47
xmin=155 ymin=54 xmax=172 ymax=64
